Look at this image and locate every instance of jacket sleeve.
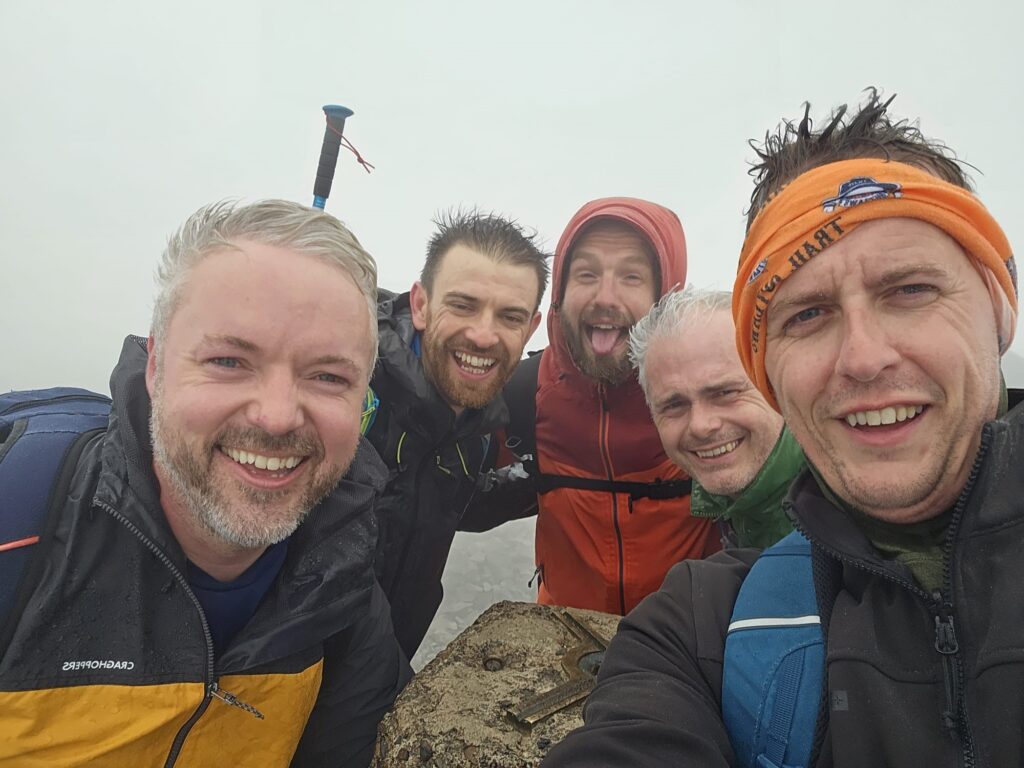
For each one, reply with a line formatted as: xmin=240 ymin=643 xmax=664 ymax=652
xmin=291 ymin=584 xmax=412 ymax=768
xmin=457 ymin=429 xmax=540 ymax=532
xmin=540 ymin=549 xmax=759 ymax=768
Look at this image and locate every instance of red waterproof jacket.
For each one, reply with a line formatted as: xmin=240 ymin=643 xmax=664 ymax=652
xmin=463 ymin=198 xmax=718 ymax=615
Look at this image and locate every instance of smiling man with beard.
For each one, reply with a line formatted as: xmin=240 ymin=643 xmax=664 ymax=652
xmin=366 ymin=210 xmax=548 ymax=660
xmin=464 ymin=198 xmax=717 ymax=616
xmin=0 ymin=200 xmax=409 ymax=767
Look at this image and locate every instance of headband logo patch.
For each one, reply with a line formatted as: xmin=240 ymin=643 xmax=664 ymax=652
xmin=822 ymin=177 xmax=902 ymax=213
xmin=747 ymin=258 xmax=768 ymax=284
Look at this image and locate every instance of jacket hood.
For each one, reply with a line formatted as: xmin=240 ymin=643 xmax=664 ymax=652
xmin=547 ymin=197 xmax=688 ymax=376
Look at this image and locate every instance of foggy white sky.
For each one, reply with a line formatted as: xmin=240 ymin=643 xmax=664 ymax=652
xmin=2 ymin=0 xmax=1022 ymax=393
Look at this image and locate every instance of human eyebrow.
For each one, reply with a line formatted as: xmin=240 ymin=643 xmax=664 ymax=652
xmin=868 ymin=263 xmax=952 ymax=291
xmin=197 ymin=334 xmax=261 ymax=354
xmin=307 ymin=354 xmax=365 ymax=377
xmin=618 ymin=253 xmax=653 ymax=270
xmin=698 ymin=379 xmax=747 ymax=398
xmin=443 ymin=291 xmax=480 ymax=306
xmin=653 ymin=392 xmax=689 ymax=412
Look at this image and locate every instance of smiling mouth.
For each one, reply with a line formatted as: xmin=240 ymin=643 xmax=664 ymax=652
xmin=453 ymin=350 xmax=497 ymax=376
xmin=693 ymin=439 xmax=741 ymax=459
xmin=220 ymin=446 xmax=306 ymax=473
xmin=842 ymin=404 xmax=925 ymax=428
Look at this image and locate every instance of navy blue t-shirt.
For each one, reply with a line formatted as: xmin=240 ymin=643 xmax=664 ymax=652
xmin=187 ymin=541 xmax=288 ymax=657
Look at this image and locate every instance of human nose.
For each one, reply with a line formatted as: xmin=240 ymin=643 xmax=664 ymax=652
xmin=688 ymin=401 xmax=722 ymax=440
xmin=463 ymin=314 xmax=500 ymax=350
xmin=834 ymin=307 xmax=901 ymax=382
xmin=592 ymin=274 xmax=620 ymax=310
xmin=246 ymin=369 xmax=305 ymax=435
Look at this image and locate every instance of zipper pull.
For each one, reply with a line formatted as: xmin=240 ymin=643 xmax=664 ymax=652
xmin=933 ymin=611 xmax=960 ymax=732
xmin=934 ymin=613 xmax=959 ymax=655
xmin=528 ymin=565 xmax=544 ymax=589
xmin=209 ymin=681 xmax=265 ymax=720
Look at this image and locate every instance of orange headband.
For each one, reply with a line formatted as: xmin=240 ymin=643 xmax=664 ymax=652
xmin=733 ymin=158 xmax=1017 ymax=409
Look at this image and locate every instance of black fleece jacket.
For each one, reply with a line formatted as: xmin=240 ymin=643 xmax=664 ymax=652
xmin=543 ymin=400 xmax=1024 ymax=767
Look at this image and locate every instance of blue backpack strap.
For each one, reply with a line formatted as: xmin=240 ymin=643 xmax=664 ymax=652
xmin=0 ymin=388 xmax=111 ymax=627
xmin=722 ymin=530 xmax=824 ymax=768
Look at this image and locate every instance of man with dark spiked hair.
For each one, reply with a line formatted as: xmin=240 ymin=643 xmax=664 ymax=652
xmin=543 ymin=89 xmax=1022 ymax=767
xmin=368 ymin=209 xmax=548 ymax=660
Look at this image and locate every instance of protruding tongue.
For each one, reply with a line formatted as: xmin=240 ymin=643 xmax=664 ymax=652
xmin=591 ymin=328 xmax=621 ymax=355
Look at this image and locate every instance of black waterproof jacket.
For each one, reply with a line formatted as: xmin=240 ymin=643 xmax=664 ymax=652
xmin=368 ymin=291 xmax=507 ymax=659
xmin=543 ymin=399 xmax=1024 ymax=767
xmin=0 ymin=336 xmax=410 ymax=767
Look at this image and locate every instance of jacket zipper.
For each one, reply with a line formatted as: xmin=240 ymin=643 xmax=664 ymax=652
xmin=933 ymin=431 xmax=989 ymax=768
xmin=596 ymin=385 xmax=626 ymax=615
xmin=789 ymin=427 xmax=989 ymax=768
xmin=95 ymin=500 xmax=264 ymax=767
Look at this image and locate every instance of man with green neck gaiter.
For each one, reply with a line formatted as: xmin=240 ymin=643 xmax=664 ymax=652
xmin=629 ymin=288 xmax=801 ymax=549
xmin=542 ymin=92 xmax=1023 ymax=768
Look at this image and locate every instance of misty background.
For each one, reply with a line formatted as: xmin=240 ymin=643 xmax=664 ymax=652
xmin=2 ymin=1 xmax=1021 ymax=666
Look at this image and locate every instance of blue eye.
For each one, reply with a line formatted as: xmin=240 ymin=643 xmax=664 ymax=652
xmin=210 ymin=357 xmax=240 ymax=368
xmin=314 ymin=372 xmax=352 ymax=388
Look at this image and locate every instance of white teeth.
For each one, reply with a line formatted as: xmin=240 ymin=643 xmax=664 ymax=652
xmin=593 ymin=324 xmax=618 ymax=330
xmin=454 ymin=351 xmax=497 ymax=371
xmin=844 ymin=404 xmax=924 ymax=428
xmin=695 ymin=440 xmax=740 ymax=459
xmin=222 ymin=447 xmax=302 ymax=471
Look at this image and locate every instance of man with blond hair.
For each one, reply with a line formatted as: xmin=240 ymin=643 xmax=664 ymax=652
xmin=544 ymin=91 xmax=1022 ymax=767
xmin=0 ymin=200 xmax=407 ymax=767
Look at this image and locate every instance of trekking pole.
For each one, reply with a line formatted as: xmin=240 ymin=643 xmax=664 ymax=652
xmin=312 ymin=105 xmax=354 ymax=210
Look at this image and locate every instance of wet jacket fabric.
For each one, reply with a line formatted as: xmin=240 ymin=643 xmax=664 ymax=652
xmin=542 ymin=401 xmax=1024 ymax=767
xmin=368 ymin=291 xmax=507 ymax=659
xmin=690 ymin=428 xmax=802 ymax=549
xmin=465 ymin=198 xmax=715 ymax=615
xmin=0 ymin=336 xmax=409 ymax=768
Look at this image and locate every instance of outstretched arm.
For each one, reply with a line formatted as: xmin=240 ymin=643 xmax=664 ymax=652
xmin=458 ymin=430 xmax=540 ymax=532
xmin=541 ymin=549 xmax=759 ymax=768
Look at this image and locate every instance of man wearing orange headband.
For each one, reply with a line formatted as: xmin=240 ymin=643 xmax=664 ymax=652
xmin=543 ymin=91 xmax=1022 ymax=768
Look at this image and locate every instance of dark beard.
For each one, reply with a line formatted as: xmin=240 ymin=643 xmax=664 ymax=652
xmin=559 ymin=310 xmax=634 ymax=386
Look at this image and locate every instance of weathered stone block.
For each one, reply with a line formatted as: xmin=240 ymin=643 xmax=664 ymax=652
xmin=373 ymin=601 xmax=620 ymax=768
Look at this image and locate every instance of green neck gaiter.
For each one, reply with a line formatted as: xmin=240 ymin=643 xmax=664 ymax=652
xmin=690 ymin=428 xmax=803 ymax=549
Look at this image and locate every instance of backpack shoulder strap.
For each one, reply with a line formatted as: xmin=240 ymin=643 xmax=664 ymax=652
xmin=722 ymin=530 xmax=824 ymax=768
xmin=0 ymin=388 xmax=111 ymax=628
xmin=502 ymin=351 xmax=543 ymax=470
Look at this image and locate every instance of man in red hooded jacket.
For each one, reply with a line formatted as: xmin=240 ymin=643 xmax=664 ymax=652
xmin=462 ymin=198 xmax=718 ymax=615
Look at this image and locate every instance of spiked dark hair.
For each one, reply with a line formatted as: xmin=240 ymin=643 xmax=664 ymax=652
xmin=746 ymin=88 xmax=972 ymax=231
xmin=420 ymin=208 xmax=551 ymax=311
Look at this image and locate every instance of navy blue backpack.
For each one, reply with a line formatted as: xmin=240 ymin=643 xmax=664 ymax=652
xmin=722 ymin=530 xmax=825 ymax=768
xmin=0 ymin=388 xmax=111 ymax=625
